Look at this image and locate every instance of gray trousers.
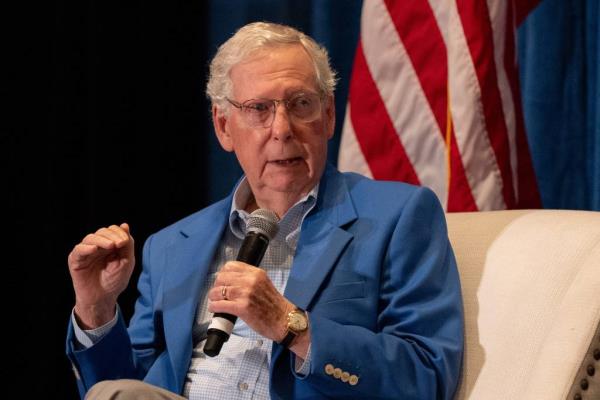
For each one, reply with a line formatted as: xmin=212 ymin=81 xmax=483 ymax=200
xmin=85 ymin=380 xmax=186 ymax=400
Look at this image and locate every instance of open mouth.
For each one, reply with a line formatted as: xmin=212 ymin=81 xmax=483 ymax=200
xmin=272 ymin=157 xmax=302 ymax=165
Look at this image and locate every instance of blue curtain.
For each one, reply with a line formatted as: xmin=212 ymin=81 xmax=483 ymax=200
xmin=519 ymin=0 xmax=599 ymax=210
xmin=205 ymin=0 xmax=599 ymax=211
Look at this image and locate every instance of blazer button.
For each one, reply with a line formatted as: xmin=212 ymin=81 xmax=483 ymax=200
xmin=325 ymin=364 xmax=335 ymax=375
xmin=349 ymin=375 xmax=359 ymax=386
xmin=341 ymin=371 xmax=350 ymax=383
xmin=333 ymin=368 xmax=342 ymax=379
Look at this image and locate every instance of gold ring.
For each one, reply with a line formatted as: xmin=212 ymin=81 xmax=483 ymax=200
xmin=221 ymin=286 xmax=228 ymax=300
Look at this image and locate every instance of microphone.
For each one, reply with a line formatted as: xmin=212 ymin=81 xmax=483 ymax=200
xmin=203 ymin=208 xmax=279 ymax=357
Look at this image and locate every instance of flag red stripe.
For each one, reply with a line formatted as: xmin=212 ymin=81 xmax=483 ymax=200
xmin=504 ymin=2 xmax=541 ymax=207
xmin=456 ymin=0 xmax=516 ymax=208
xmin=515 ymin=0 xmax=541 ymax=26
xmin=349 ymin=42 xmax=420 ymax=184
xmin=384 ymin=0 xmax=477 ymax=210
xmin=383 ymin=0 xmax=447 ymax=133
xmin=447 ymin=129 xmax=479 ymax=211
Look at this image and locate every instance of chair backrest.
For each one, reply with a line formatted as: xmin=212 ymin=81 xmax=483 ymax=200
xmin=446 ymin=210 xmax=600 ymax=400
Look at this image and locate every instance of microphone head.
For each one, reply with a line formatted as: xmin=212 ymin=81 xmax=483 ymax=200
xmin=246 ymin=209 xmax=279 ymax=240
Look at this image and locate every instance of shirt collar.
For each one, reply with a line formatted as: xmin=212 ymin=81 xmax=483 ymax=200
xmin=228 ymin=177 xmax=319 ymax=245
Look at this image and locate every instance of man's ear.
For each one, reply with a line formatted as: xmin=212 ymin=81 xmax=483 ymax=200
xmin=212 ymin=105 xmax=234 ymax=152
xmin=325 ymin=95 xmax=336 ymax=140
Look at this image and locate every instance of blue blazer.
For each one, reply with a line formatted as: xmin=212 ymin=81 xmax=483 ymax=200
xmin=67 ymin=165 xmax=464 ymax=399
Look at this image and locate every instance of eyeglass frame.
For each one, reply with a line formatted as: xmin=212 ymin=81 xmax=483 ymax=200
xmin=225 ymin=91 xmax=325 ymax=128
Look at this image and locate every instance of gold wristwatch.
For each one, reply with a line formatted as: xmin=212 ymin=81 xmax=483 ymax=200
xmin=280 ymin=307 xmax=308 ymax=348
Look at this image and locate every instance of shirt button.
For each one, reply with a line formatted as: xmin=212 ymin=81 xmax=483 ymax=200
xmin=239 ymin=382 xmax=249 ymax=391
xmin=325 ymin=364 xmax=335 ymax=375
xmin=256 ymin=339 xmax=264 ymax=347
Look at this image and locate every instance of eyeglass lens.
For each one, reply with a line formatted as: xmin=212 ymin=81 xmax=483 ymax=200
xmin=240 ymin=93 xmax=321 ymax=127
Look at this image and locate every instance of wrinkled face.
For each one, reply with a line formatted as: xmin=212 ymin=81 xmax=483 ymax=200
xmin=213 ymin=45 xmax=335 ymax=202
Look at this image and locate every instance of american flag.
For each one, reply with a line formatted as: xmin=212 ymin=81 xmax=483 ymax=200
xmin=338 ymin=0 xmax=542 ymax=211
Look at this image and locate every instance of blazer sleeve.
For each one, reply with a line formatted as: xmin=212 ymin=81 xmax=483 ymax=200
xmin=294 ymin=187 xmax=464 ymax=399
xmin=65 ymin=234 xmax=162 ymax=398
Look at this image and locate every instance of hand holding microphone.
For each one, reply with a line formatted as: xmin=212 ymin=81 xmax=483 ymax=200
xmin=204 ymin=208 xmax=280 ymax=357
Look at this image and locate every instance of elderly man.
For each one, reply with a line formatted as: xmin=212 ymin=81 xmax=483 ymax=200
xmin=66 ymin=22 xmax=464 ymax=399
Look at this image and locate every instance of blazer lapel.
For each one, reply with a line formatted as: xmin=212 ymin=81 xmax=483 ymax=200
xmin=284 ymin=165 xmax=357 ymax=311
xmin=272 ymin=166 xmax=357 ymax=379
xmin=161 ymin=200 xmax=231 ymax=392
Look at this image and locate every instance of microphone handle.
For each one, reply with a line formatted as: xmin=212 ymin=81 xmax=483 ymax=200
xmin=236 ymin=232 xmax=270 ymax=264
xmin=203 ymin=232 xmax=269 ymax=357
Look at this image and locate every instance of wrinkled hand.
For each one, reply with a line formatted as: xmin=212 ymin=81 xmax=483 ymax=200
xmin=208 ymin=261 xmax=292 ymax=343
xmin=68 ymin=223 xmax=135 ymax=329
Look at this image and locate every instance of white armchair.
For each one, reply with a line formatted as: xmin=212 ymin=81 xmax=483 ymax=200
xmin=446 ymin=210 xmax=600 ymax=400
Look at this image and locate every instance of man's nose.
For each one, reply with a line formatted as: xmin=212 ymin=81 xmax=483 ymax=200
xmin=270 ymin=102 xmax=293 ymax=141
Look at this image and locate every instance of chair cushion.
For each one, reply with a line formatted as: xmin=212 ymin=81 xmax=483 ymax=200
xmin=446 ymin=210 xmax=600 ymax=400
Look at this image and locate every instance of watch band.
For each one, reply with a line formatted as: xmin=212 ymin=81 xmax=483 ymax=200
xmin=280 ymin=330 xmax=296 ymax=348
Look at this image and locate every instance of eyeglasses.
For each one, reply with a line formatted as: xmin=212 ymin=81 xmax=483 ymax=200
xmin=226 ymin=92 xmax=323 ymax=128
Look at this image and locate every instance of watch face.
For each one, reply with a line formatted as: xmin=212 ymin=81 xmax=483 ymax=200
xmin=289 ymin=311 xmax=308 ymax=331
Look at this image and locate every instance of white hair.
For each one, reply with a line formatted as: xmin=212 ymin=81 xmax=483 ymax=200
xmin=206 ymin=22 xmax=338 ymax=113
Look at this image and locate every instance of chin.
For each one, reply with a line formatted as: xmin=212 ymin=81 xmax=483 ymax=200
xmin=264 ymin=170 xmax=310 ymax=189
xmin=268 ymin=177 xmax=312 ymax=194
xmin=271 ymin=182 xmax=306 ymax=194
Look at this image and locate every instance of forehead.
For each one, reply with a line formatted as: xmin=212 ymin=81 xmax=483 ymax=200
xmin=229 ymin=44 xmax=318 ymax=98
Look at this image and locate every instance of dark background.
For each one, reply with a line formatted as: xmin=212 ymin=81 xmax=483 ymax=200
xmin=6 ymin=0 xmax=597 ymax=398
xmin=10 ymin=3 xmax=211 ymax=398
